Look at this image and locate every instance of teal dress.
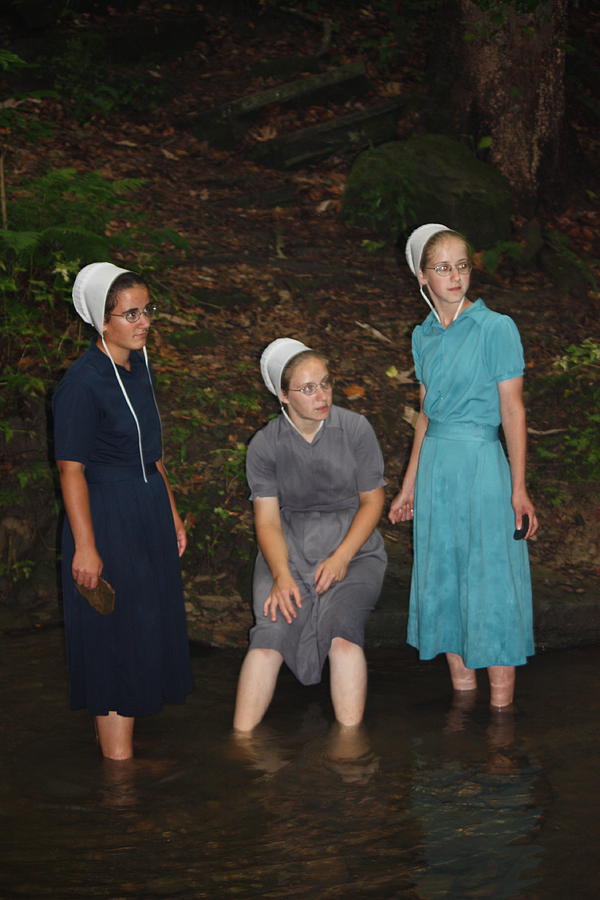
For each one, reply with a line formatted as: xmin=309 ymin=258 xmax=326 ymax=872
xmin=407 ymin=299 xmax=534 ymax=668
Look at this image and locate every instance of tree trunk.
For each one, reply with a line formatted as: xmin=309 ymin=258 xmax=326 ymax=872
xmin=449 ymin=0 xmax=568 ymax=212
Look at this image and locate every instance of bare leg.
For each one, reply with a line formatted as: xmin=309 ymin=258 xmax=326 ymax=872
xmin=488 ymin=665 xmax=516 ymax=709
xmin=328 ymin=638 xmax=367 ymax=727
xmin=95 ymin=711 xmax=134 ymax=760
xmin=233 ymin=648 xmax=284 ymax=732
xmin=446 ymin=652 xmax=477 ymax=691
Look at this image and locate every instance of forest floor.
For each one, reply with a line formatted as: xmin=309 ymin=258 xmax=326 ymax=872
xmin=2 ymin=2 xmax=599 ymax=638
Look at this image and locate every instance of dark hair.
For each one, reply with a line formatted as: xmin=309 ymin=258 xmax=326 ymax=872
xmin=104 ymin=271 xmax=149 ymax=322
xmin=421 ymin=229 xmax=471 ymax=270
xmin=281 ymin=350 xmax=329 ymax=394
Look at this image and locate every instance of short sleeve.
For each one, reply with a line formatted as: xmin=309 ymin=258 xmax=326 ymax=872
xmin=53 ymin=378 xmax=99 ymax=464
xmin=246 ymin=429 xmax=278 ymax=500
xmin=350 ymin=415 xmax=387 ymax=493
xmin=483 ymin=315 xmax=525 ymax=383
xmin=412 ymin=326 xmax=423 ymax=384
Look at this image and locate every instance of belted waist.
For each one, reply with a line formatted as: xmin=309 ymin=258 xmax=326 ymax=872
xmin=426 ymin=422 xmax=499 ymax=442
xmin=85 ymin=461 xmax=158 ymax=484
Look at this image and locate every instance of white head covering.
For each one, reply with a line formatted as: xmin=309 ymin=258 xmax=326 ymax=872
xmin=405 ymin=223 xmax=453 ymax=324
xmin=405 ymin=223 xmax=450 ymax=276
xmin=260 ymin=338 xmax=312 ymax=397
xmin=71 ymin=261 xmax=161 ymax=483
xmin=72 ymin=262 xmax=132 ymax=334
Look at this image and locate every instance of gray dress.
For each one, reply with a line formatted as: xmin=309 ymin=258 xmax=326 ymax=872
xmin=246 ymin=405 xmax=387 ymax=685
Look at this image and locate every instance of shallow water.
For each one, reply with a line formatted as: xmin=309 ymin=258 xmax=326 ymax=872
xmin=1 ymin=629 xmax=599 ymax=899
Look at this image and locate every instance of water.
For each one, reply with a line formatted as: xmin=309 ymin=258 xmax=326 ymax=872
xmin=2 ymin=628 xmax=599 ymax=899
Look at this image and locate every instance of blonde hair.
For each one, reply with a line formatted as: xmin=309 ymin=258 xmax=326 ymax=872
xmin=281 ymin=351 xmax=328 ymax=393
xmin=421 ymin=229 xmax=471 ymax=270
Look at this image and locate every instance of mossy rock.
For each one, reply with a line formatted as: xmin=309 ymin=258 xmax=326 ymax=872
xmin=342 ymin=134 xmax=512 ymax=248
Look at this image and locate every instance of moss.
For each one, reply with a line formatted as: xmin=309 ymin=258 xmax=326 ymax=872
xmin=342 ymin=134 xmax=512 ymax=247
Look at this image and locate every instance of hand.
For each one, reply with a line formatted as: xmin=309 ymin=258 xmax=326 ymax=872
xmin=264 ymin=573 xmax=303 ymax=624
xmin=314 ymin=551 xmax=350 ymax=595
xmin=388 ymin=486 xmax=414 ymax=524
xmin=72 ymin=546 xmax=103 ymax=590
xmin=173 ymin=511 xmax=187 ymax=557
xmin=512 ymin=490 xmax=539 ymax=539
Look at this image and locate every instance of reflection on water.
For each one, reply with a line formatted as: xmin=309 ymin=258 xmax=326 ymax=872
xmin=1 ymin=629 xmax=599 ymax=898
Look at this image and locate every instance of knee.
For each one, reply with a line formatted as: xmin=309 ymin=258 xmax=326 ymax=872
xmin=329 ymin=637 xmax=361 ymax=659
xmin=252 ymin=648 xmax=282 ymax=659
xmin=245 ymin=647 xmax=284 ymax=670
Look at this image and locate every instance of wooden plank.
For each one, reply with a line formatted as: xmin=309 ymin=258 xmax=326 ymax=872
xmin=249 ymin=98 xmax=405 ymax=169
xmin=185 ymin=61 xmax=370 ymax=148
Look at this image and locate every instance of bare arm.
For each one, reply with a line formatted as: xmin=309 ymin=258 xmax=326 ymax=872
xmin=498 ymin=376 xmax=538 ymax=538
xmin=389 ymin=384 xmax=428 ymax=523
xmin=56 ymin=460 xmax=103 ymax=589
xmin=254 ymin=497 xmax=302 ymax=623
xmin=314 ymin=486 xmax=385 ymax=594
xmin=155 ymin=458 xmax=187 ymax=556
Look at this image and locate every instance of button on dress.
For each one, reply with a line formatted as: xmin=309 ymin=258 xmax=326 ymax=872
xmin=53 ymin=342 xmax=193 ymax=716
xmin=246 ymin=405 xmax=387 ymax=685
xmin=408 ymin=299 xmax=534 ymax=668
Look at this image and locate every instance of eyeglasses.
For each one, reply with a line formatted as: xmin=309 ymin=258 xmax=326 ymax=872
xmin=288 ymin=377 xmax=333 ymax=396
xmin=108 ymin=304 xmax=158 ymax=323
xmin=425 ymin=262 xmax=472 ymax=277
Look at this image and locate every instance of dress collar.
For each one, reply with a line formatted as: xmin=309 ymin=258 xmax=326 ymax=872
xmin=422 ymin=298 xmax=486 ymax=333
xmin=282 ymin=407 xmax=325 ymax=442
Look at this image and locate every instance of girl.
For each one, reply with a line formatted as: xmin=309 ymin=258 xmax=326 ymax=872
xmin=54 ymin=262 xmax=192 ymax=759
xmin=389 ymin=224 xmax=538 ymax=709
xmin=233 ymin=338 xmax=387 ymax=731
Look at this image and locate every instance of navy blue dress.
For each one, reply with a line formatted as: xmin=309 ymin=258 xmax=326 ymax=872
xmin=53 ymin=342 xmax=192 ymax=716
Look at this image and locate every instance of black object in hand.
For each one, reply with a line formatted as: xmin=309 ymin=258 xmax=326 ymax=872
xmin=513 ymin=514 xmax=529 ymax=541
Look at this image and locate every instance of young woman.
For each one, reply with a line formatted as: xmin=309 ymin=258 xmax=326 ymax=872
xmin=389 ymin=224 xmax=538 ymax=709
xmin=54 ymin=262 xmax=192 ymax=759
xmin=233 ymin=338 xmax=387 ymax=732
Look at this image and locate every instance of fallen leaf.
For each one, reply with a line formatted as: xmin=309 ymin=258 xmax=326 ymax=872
xmin=386 ymin=365 xmax=414 ymax=384
xmin=316 ymin=199 xmax=332 ymax=213
xmin=355 ymin=321 xmax=392 ymax=344
xmin=343 ymin=384 xmax=366 ymax=400
xmin=402 ymin=405 xmax=419 ymax=429
xmin=161 ymin=148 xmax=178 ymax=159
xmin=380 ymin=82 xmax=403 ymax=97
xmin=158 ymin=313 xmax=196 ymax=325
xmin=249 ymin=124 xmax=278 ymax=142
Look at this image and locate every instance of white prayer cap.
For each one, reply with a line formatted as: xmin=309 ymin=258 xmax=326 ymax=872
xmin=72 ymin=262 xmax=132 ymax=334
xmin=260 ymin=338 xmax=312 ymax=397
xmin=405 ymin=223 xmax=451 ymax=276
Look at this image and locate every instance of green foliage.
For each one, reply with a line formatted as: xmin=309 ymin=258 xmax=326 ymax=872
xmin=0 ymin=50 xmax=29 ymax=72
xmin=361 ymin=239 xmax=387 ymax=253
xmin=465 ymin=0 xmax=548 ymax=42
xmin=0 ymin=51 xmax=56 ymax=149
xmin=481 ymin=240 xmax=526 ymax=273
xmin=1 ymin=168 xmax=188 ymax=271
xmin=0 ymin=559 xmax=34 ymax=584
xmin=543 ymin=229 xmax=598 ymax=291
xmin=343 ymin=147 xmax=415 ymax=241
xmin=530 ymin=342 xmax=600 ymax=482
xmin=0 ymin=167 xmax=188 ymax=433
xmin=49 ymin=30 xmax=175 ymax=122
xmin=357 ymin=0 xmax=438 ymax=68
xmin=554 ymin=338 xmax=600 ymax=374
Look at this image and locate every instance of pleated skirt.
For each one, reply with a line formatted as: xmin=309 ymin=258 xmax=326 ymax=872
xmin=61 ymin=464 xmax=193 ymax=716
xmin=407 ymin=423 xmax=534 ymax=669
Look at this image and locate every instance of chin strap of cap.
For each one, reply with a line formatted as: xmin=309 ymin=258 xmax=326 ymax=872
xmin=101 ymin=336 xmax=149 ymax=483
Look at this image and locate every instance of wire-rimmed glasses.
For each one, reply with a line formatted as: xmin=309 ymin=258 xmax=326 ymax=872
xmin=108 ymin=304 xmax=158 ymax=323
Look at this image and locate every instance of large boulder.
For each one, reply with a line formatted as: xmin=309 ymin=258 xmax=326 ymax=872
xmin=342 ymin=134 xmax=512 ymax=248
